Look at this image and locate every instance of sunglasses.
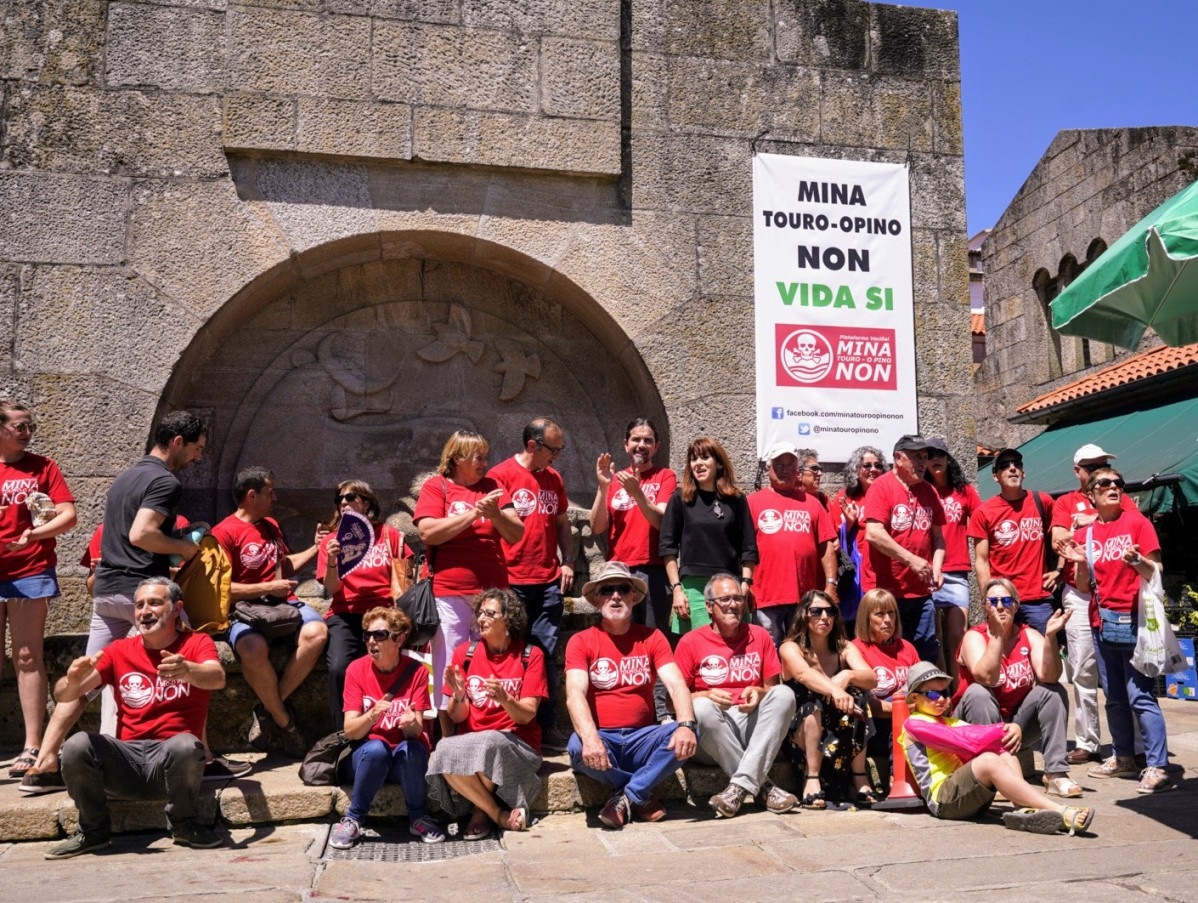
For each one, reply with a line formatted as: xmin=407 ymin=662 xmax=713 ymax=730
xmin=597 ymin=583 xmax=633 ymax=597
xmin=337 ymin=492 xmax=362 ymax=503
xmin=6 ymin=422 xmax=35 ymax=434
xmin=803 ymin=465 xmax=823 ymax=474
xmin=917 ymin=689 xmax=952 ymax=701
xmin=1077 ymin=462 xmax=1104 ymax=472
xmin=1095 ymin=478 xmax=1125 ymax=490
xmin=986 ymin=595 xmax=1015 ymax=607
xmin=808 ymin=606 xmax=837 ymax=619
xmin=364 ymin=629 xmax=398 ymax=642
xmin=859 ymin=462 xmax=883 ymax=471
xmin=996 ymin=459 xmax=1022 ymax=471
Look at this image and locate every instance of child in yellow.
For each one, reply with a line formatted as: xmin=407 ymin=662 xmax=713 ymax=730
xmin=900 ymin=662 xmax=1094 ymax=835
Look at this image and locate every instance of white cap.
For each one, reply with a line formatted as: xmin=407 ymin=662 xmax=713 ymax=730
xmin=762 ymin=441 xmax=800 ymax=463
xmin=1074 ymin=443 xmax=1117 ymax=465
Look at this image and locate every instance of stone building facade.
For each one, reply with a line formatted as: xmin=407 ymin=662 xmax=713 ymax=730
xmin=974 ymin=126 xmax=1198 ymax=449
xmin=1 ymin=0 xmax=971 ymax=635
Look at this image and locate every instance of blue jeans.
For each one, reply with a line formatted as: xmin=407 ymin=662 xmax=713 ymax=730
xmin=512 ymin=581 xmax=563 ymax=730
xmin=898 ymin=594 xmax=939 ymax=664
xmin=1094 ymin=635 xmax=1168 ymax=768
xmin=568 ymin=722 xmax=694 ymax=806
xmin=755 ymin=604 xmax=798 ymax=648
xmin=1016 ymin=598 xmax=1055 ymax=636
xmin=347 ymin=738 xmax=430 ymax=824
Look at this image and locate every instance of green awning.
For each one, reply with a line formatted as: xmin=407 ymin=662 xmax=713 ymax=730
xmin=978 ymin=395 xmax=1198 ymax=511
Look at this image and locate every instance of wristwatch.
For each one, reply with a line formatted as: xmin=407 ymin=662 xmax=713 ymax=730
xmin=669 ymin=582 xmax=683 ymax=591
xmin=741 ymin=576 xmax=754 ymax=586
xmin=675 ymin=720 xmax=698 ymax=732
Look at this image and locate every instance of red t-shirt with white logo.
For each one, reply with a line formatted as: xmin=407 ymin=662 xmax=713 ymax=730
xmin=955 ymin=624 xmax=1037 ymax=720
xmin=674 ymin=623 xmax=780 ymax=701
xmin=488 ymin=457 xmax=568 ymax=585
xmin=316 ymin=524 xmax=411 ymax=615
xmin=861 ymin=472 xmax=946 ymax=598
xmin=412 ymin=476 xmax=512 ymax=596
xmin=747 ymin=487 xmax=836 ymax=608
xmin=211 ymin=515 xmax=290 ymax=586
xmin=96 ymin=631 xmax=217 ymax=741
xmin=1052 ymin=489 xmax=1138 ymax=588
xmin=851 ymin=636 xmax=920 ymax=702
xmin=968 ymin=491 xmax=1054 ymax=601
xmin=443 ymin=639 xmax=549 ymax=752
xmin=605 ymin=466 xmax=677 ymax=567
xmin=1074 ymin=510 xmax=1160 ymax=627
xmin=342 ymin=653 xmax=431 ymax=749
xmin=0 ymin=453 xmax=74 ymax=579
xmin=564 ymin=624 xmax=673 ymax=729
xmin=932 ymin=483 xmax=982 ymax=573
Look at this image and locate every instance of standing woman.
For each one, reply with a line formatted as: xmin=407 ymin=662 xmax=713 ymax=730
xmin=1063 ymin=467 xmax=1173 ymax=793
xmin=830 ymin=446 xmax=887 ymax=621
xmin=318 ymin=479 xmax=414 ymax=730
xmin=414 ymin=431 xmax=524 ymax=738
xmin=796 ymin=448 xmax=831 ymax=512
xmin=660 ymin=438 xmax=757 ymax=634
xmin=0 ymin=401 xmax=77 ymax=779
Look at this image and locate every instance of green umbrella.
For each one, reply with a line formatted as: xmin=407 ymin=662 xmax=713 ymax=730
xmin=1051 ymin=177 xmax=1198 ymax=350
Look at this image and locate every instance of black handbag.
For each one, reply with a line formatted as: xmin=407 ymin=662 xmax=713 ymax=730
xmin=396 ymin=568 xmax=439 ymax=648
xmin=232 ymin=597 xmax=303 ymax=640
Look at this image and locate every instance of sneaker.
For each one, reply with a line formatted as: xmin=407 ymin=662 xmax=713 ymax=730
xmin=761 ymin=780 xmax=798 ymax=814
xmin=409 ymin=815 xmax=446 ymax=844
xmin=598 ymin=793 xmax=632 ymax=829
xmin=708 ymin=783 xmax=747 ymax=818
xmin=329 ymin=817 xmax=362 ymax=850
xmin=1087 ymin=755 xmax=1138 ymax=779
xmin=45 ymin=830 xmax=110 ymax=860
xmin=18 ymin=768 xmax=66 ymax=796
xmin=633 ymin=796 xmax=666 ymax=823
xmin=541 ymin=726 xmax=570 ymax=753
xmin=203 ymin=755 xmax=252 ymax=782
xmin=1137 ymin=766 xmax=1174 ymax=794
xmin=172 ymin=821 xmax=223 ymax=849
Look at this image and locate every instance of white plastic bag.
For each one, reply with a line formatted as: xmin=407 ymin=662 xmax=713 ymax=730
xmin=1132 ymin=569 xmax=1187 ymax=677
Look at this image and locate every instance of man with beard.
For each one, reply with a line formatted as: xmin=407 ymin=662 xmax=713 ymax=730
xmin=46 ymin=577 xmax=226 ymax=858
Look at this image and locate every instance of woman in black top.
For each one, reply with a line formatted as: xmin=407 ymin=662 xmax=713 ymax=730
xmin=660 ymin=437 xmax=757 ymax=633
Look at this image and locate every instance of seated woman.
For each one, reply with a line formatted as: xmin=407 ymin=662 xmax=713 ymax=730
xmin=955 ymin=577 xmax=1080 ymax=798
xmin=330 ymin=607 xmax=445 ymax=850
xmin=902 ymin=661 xmax=1094 ymax=836
xmin=780 ymin=590 xmax=878 ymax=809
xmin=851 ymin=588 xmax=920 ymax=787
xmin=427 ymin=588 xmax=548 ymax=839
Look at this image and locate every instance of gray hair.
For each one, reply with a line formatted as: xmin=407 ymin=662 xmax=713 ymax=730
xmin=137 ymin=576 xmax=184 ymax=605
xmin=703 ymin=572 xmax=742 ymax=603
xmin=843 ymin=445 xmax=887 ymax=496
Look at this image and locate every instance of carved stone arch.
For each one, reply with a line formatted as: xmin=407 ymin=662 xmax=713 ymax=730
xmin=1086 ymin=237 xmax=1108 ymax=264
xmin=158 ymin=232 xmax=670 ymax=550
xmin=1032 ymin=267 xmax=1063 ymax=381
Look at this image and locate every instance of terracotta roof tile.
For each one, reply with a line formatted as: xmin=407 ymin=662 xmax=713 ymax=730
xmin=1016 ymin=342 xmax=1198 ymax=413
xmin=970 ymin=312 xmax=986 ymax=336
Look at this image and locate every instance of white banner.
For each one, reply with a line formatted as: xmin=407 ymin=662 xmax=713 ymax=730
xmin=754 ymin=153 xmax=918 ymax=461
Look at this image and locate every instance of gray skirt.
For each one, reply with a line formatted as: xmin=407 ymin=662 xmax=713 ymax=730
xmin=426 ymin=729 xmax=543 ymax=819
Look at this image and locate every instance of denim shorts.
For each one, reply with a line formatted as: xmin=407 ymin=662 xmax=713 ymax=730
xmin=932 ymin=571 xmax=970 ymax=610
xmin=0 ymin=569 xmax=60 ymax=601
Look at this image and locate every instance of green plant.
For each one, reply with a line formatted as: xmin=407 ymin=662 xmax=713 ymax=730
xmin=1165 ymin=584 xmax=1198 ymax=633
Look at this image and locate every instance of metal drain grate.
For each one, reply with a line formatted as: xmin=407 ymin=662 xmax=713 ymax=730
xmin=322 ymin=824 xmax=504 ymax=862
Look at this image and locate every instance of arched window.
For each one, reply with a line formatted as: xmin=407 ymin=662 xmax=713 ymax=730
xmin=1033 ymin=267 xmax=1063 ymax=380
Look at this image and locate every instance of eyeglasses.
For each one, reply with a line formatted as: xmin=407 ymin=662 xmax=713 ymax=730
xmin=1095 ymin=478 xmax=1125 ymax=490
xmin=537 ymin=440 xmax=565 ymax=455
xmin=337 ymin=492 xmax=362 ymax=503
xmin=477 ymin=608 xmax=504 ymax=620
xmin=596 ymin=583 xmax=633 ymax=597
xmin=711 ymin=594 xmax=745 ymax=606
xmin=364 ymin=629 xmax=398 ymax=642
xmin=808 ymin=606 xmax=837 ymax=619
xmin=986 ymin=595 xmax=1015 ymax=607
xmin=859 ymin=462 xmax=883 ymax=471
xmin=5 ymin=422 xmax=35 ymax=434
xmin=996 ymin=460 xmax=1022 ymax=471
xmin=918 ymin=689 xmax=952 ymax=701
xmin=802 ymin=465 xmax=823 ymax=474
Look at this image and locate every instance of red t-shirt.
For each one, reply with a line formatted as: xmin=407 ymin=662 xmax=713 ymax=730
xmin=1074 ymin=510 xmax=1160 ymax=627
xmin=747 ymin=487 xmax=835 ymax=608
xmin=413 ymin=476 xmax=512 ymax=596
xmin=0 ymin=453 xmax=74 ymax=579
xmin=852 ymin=636 xmax=920 ymax=702
xmin=488 ymin=457 xmax=568 ymax=585
xmin=342 ymin=654 xmax=431 ymax=749
xmin=96 ymin=631 xmax=217 ymax=741
xmin=1052 ymin=489 xmax=1138 ymax=588
xmin=861 ymin=472 xmax=946 ymax=598
xmin=968 ymin=491 xmax=1054 ymax=601
xmin=956 ymin=624 xmax=1037 ymax=720
xmin=604 ymin=466 xmax=677 ymax=567
xmin=932 ymin=483 xmax=982 ymax=573
xmin=211 ymin=515 xmax=290 ymax=586
xmin=316 ymin=524 xmax=411 ymax=616
xmin=674 ymin=623 xmax=781 ymax=700
xmin=564 ymin=624 xmax=673 ymax=729
xmin=443 ymin=639 xmax=549 ymax=752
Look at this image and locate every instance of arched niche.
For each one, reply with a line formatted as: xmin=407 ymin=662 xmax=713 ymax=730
xmin=159 ymin=231 xmax=669 ymax=550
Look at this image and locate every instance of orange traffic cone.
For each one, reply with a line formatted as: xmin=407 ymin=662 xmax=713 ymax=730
xmin=873 ymin=693 xmax=925 ymax=810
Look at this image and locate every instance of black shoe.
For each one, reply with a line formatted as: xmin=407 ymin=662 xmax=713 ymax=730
xmin=540 ymin=727 xmax=570 ymax=753
xmin=203 ymin=755 xmax=252 ymax=782
xmin=172 ymin=821 xmax=223 ymax=849
xmin=45 ymin=830 xmax=110 ymax=859
xmin=19 ymin=769 xmax=66 ymax=795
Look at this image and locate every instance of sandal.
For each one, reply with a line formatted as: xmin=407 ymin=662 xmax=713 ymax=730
xmin=800 ymin=777 xmax=827 ymax=810
xmin=851 ymin=771 xmax=879 ymax=806
xmin=1043 ymin=775 xmax=1084 ymax=798
xmin=504 ymin=806 xmax=528 ymax=832
xmin=1061 ymin=806 xmax=1095 ymax=836
xmin=463 ymin=818 xmax=493 ymax=841
xmin=8 ymin=748 xmax=38 ymax=779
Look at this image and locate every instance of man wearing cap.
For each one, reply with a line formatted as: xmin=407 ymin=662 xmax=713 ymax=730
xmin=748 ymin=442 xmax=838 ymax=645
xmin=1050 ymin=444 xmax=1137 ymax=764
xmin=564 ymin=561 xmax=698 ymax=829
xmin=969 ymin=448 xmax=1061 ymax=635
xmin=862 ymin=435 xmax=946 ymax=663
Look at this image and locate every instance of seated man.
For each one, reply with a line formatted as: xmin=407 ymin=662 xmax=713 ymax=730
xmin=47 ymin=577 xmax=226 ymax=858
xmin=674 ymin=573 xmax=796 ymax=817
xmin=212 ymin=466 xmax=328 ymax=758
xmin=565 ymin=561 xmax=698 ymax=829
xmin=956 ymin=577 xmax=1080 ymax=798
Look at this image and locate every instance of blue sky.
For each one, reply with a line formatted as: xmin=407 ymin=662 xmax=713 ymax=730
xmin=881 ymin=1 xmax=1198 ymax=235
